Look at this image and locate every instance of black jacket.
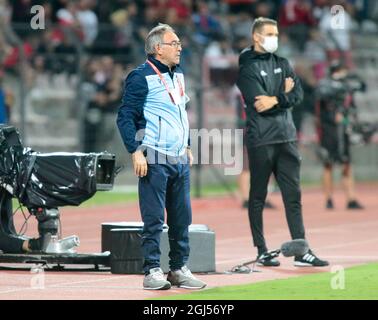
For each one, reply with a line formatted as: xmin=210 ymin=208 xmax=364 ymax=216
xmin=237 ymin=46 xmax=303 ymax=147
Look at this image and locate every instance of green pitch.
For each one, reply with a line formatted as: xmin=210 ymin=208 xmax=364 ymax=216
xmin=157 ymin=263 xmax=378 ymax=300
xmin=76 ymin=183 xmax=239 ymax=207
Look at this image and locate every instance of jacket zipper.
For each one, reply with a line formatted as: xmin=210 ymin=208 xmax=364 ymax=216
xmin=157 ymin=116 xmax=161 ymax=146
xmin=171 ymin=75 xmax=185 ymax=156
xmin=178 ymin=107 xmax=185 ymax=156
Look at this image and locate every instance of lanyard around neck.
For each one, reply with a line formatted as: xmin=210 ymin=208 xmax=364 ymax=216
xmin=146 ymin=59 xmax=184 ymax=105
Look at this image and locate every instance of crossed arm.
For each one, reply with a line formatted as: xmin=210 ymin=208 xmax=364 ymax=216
xmin=254 ymin=77 xmax=295 ymax=112
xmin=237 ymin=60 xmax=303 ymax=114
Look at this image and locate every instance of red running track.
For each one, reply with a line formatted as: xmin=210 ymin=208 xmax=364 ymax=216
xmin=0 ymin=183 xmax=377 ymax=299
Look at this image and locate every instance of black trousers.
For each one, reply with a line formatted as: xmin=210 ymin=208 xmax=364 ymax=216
xmin=0 ymin=230 xmax=24 ymax=253
xmin=247 ymin=142 xmax=306 ymax=253
xmin=0 ymin=192 xmax=24 ymax=253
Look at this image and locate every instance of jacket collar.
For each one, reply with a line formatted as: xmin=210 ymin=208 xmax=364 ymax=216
xmin=250 ymin=45 xmax=273 ymax=59
xmin=147 ymin=55 xmax=178 ymax=74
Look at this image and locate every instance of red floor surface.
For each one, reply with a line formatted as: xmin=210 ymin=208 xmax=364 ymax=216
xmin=0 ymin=183 xmax=377 ymax=300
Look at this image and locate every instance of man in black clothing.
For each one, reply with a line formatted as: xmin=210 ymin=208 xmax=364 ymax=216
xmin=0 ymin=230 xmax=46 ymax=254
xmin=316 ymin=62 xmax=364 ymax=210
xmin=237 ymin=17 xmax=328 ymax=267
xmin=0 ymin=189 xmax=47 ymax=254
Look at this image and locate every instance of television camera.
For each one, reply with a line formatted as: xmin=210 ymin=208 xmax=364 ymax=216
xmin=0 ymin=124 xmax=116 ymax=268
xmin=317 ymin=73 xmax=378 ymax=146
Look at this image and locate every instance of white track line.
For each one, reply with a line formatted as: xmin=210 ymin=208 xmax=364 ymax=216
xmin=0 ymin=275 xmax=136 ymax=295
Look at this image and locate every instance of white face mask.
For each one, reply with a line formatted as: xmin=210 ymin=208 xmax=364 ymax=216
xmin=259 ymin=35 xmax=278 ymax=53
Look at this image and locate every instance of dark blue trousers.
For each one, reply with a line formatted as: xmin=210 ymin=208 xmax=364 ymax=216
xmin=139 ymin=159 xmax=192 ymax=274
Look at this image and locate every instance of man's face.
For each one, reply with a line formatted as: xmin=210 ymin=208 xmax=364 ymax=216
xmin=253 ymin=24 xmax=279 ymax=49
xmin=156 ymin=31 xmax=182 ymax=67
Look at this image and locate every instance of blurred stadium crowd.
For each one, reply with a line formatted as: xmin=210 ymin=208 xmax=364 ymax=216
xmin=0 ymin=0 xmax=378 ymax=153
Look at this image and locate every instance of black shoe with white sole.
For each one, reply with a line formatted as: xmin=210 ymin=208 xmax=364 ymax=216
xmin=256 ymin=252 xmax=280 ymax=267
xmin=294 ymin=250 xmax=329 ymax=267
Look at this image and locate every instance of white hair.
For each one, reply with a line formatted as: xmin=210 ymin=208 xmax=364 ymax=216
xmin=145 ymin=23 xmax=176 ymax=56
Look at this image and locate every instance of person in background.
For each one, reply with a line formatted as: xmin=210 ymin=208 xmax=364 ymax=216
xmin=0 ymin=230 xmax=48 ymax=254
xmin=315 ymin=61 xmax=364 ymax=210
xmin=0 ymin=69 xmax=11 ymax=124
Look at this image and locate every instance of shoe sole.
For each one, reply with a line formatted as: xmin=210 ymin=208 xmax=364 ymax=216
xmin=143 ymin=283 xmax=171 ymax=290
xmin=294 ymin=261 xmax=329 ymax=267
xmin=256 ymin=262 xmax=280 ymax=267
xmin=171 ymin=284 xmax=207 ymax=290
xmin=168 ymin=279 xmax=207 ymax=290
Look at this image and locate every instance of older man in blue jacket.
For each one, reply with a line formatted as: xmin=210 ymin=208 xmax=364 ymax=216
xmin=117 ymin=24 xmax=206 ymax=290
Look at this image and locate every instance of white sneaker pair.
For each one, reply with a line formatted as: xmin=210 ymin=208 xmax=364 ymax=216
xmin=143 ymin=266 xmax=206 ymax=290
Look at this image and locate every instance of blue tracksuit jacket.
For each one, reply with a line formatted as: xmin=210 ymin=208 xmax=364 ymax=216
xmin=117 ymin=56 xmax=190 ymax=157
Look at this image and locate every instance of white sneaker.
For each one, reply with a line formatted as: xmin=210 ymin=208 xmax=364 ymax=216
xmin=143 ymin=267 xmax=171 ymax=290
xmin=167 ymin=266 xmax=207 ymax=289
